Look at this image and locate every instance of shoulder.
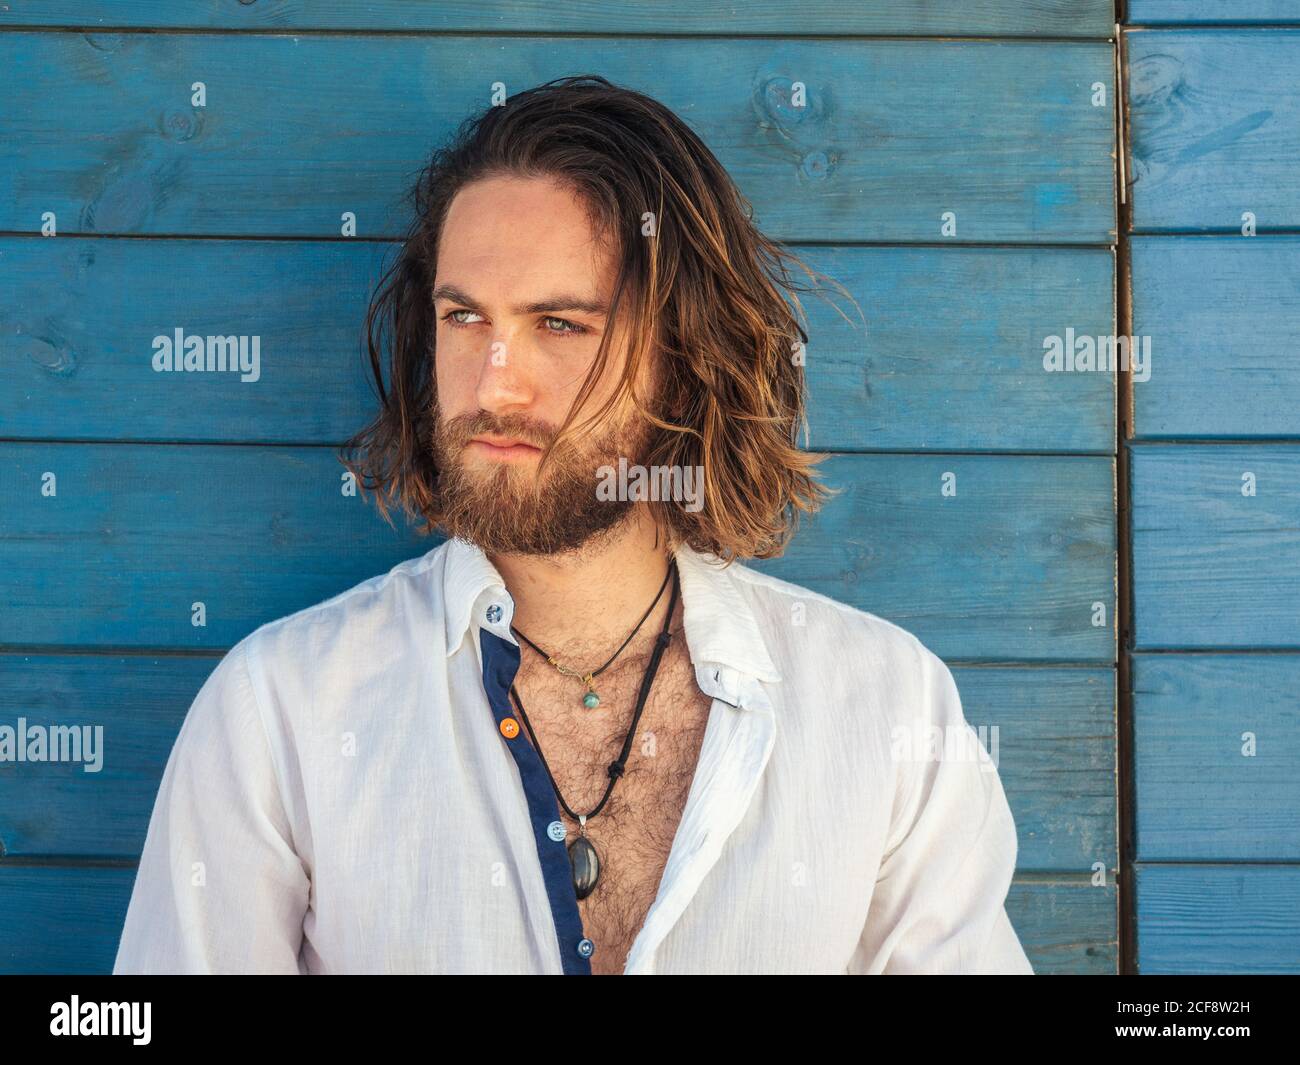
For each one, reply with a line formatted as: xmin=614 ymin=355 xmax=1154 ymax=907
xmin=212 ymin=541 xmax=449 ymax=713
xmin=243 ymin=542 xmax=445 ymax=654
xmin=729 ymin=560 xmax=946 ymax=677
xmin=724 ymin=559 xmax=960 ymax=728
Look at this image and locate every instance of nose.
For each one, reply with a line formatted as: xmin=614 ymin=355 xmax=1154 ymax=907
xmin=474 ymin=333 xmax=534 ymax=414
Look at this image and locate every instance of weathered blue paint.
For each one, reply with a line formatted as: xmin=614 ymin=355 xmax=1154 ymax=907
xmin=0 ymin=11 xmax=1122 ymax=975
xmin=0 ymin=34 xmax=1116 ymax=242
xmin=1133 ymin=654 xmax=1300 ymax=862
xmin=1130 ymin=237 xmax=1300 ymax=439
xmin=1125 ymin=12 xmax=1300 ymax=974
xmin=1 ymin=239 xmax=1116 ymax=452
xmin=1136 ymin=865 xmax=1300 ymax=974
xmin=0 ymin=0 xmax=1119 ymax=36
xmin=1127 ymin=30 xmax=1300 ymax=232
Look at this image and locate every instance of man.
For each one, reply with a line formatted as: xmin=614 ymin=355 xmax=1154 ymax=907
xmin=114 ymin=76 xmax=1033 ymax=975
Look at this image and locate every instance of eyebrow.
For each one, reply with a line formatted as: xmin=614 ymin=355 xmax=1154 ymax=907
xmin=432 ymin=283 xmax=608 ymax=318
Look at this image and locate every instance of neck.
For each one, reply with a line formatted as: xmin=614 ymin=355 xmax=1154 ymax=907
xmin=489 ymin=508 xmax=674 ymax=659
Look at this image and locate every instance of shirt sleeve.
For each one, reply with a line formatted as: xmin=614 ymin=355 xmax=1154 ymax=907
xmin=855 ymin=644 xmax=1034 ymax=974
xmin=113 ymin=639 xmax=310 ymax=974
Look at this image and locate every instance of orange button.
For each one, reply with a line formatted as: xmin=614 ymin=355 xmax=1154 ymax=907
xmin=500 ymin=717 xmax=520 ymax=739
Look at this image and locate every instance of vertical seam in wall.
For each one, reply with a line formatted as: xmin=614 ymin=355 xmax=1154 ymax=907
xmin=1114 ymin=6 xmax=1138 ymax=976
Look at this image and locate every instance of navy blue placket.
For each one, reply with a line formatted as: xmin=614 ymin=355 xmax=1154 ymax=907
xmin=479 ymin=627 xmax=592 ymax=975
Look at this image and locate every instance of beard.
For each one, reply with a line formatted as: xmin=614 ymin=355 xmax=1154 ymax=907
xmin=430 ymin=398 xmax=655 ymax=557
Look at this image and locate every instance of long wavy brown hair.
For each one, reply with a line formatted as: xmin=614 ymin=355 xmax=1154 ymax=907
xmin=340 ymin=75 xmax=854 ymax=563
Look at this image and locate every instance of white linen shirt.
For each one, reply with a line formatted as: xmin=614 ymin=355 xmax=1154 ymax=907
xmin=113 ymin=535 xmax=1033 ymax=975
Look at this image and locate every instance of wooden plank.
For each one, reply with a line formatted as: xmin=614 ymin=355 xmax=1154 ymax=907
xmin=753 ymin=454 xmax=1116 ymax=662
xmin=801 ymin=246 xmax=1115 ymax=453
xmin=0 ymin=1 xmax=1118 ymax=37
xmin=1132 ymin=654 xmax=1300 ymax=861
xmin=0 ymin=446 xmax=1114 ymax=661
xmin=953 ymin=667 xmax=1116 ymax=873
xmin=0 ymin=655 xmax=1115 ymax=870
xmin=0 ymin=237 xmax=394 ymax=444
xmin=1127 ymin=30 xmax=1300 ymax=232
xmin=0 ymin=34 xmax=1116 ymax=242
xmin=1130 ymin=445 xmax=1300 ymax=649
xmin=0 ymin=867 xmax=1109 ymax=973
xmin=1136 ymin=864 xmax=1300 ymax=973
xmin=0 ymin=866 xmax=136 ymax=975
xmin=1128 ymin=650 xmax=1300 ymax=868
xmin=0 ymin=238 xmax=1116 ymax=452
xmin=0 ymin=443 xmax=430 ymax=650
xmin=0 ymin=654 xmax=209 ymax=860
xmin=1008 ymin=878 xmax=1118 ymax=974
xmin=1129 ymin=1 xmax=1300 ymax=24
xmin=1130 ymin=237 xmax=1300 ymax=439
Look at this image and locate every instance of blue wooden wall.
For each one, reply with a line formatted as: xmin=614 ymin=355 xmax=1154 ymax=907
xmin=0 ymin=1 xmax=1125 ymax=973
xmin=1125 ymin=5 xmax=1300 ymax=974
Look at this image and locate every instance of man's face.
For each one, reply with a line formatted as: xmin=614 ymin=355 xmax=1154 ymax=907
xmin=430 ymin=174 xmax=654 ymax=556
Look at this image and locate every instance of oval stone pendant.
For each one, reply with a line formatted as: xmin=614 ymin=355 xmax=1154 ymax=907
xmin=568 ymin=835 xmax=600 ymax=900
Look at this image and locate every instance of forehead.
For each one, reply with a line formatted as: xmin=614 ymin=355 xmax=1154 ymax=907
xmin=436 ymin=174 xmax=615 ymax=299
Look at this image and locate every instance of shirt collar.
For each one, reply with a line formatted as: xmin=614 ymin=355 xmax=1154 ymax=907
xmin=439 ymin=536 xmax=782 ymax=707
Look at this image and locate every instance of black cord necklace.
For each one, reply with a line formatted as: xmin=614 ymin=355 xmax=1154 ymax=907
xmin=507 ymin=559 xmax=680 ymax=900
xmin=511 ymin=559 xmax=674 ymax=709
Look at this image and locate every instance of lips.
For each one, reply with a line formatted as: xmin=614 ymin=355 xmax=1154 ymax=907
xmin=470 ymin=434 xmax=540 ymax=452
xmin=466 ymin=436 xmax=543 ymax=461
xmin=470 ymin=436 xmax=540 ymax=450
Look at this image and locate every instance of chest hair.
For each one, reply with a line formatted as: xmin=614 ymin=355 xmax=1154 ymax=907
xmin=509 ymin=613 xmax=714 ymax=973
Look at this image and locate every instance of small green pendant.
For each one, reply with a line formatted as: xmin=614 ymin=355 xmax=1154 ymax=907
xmin=582 ymin=691 xmax=600 ymax=709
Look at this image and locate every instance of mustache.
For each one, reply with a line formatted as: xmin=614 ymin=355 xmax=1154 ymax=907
xmin=444 ymin=412 xmax=555 ymax=451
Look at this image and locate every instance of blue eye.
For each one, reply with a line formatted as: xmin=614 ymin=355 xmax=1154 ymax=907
xmin=542 ymin=317 xmax=589 ymax=337
xmin=441 ymin=309 xmax=483 ymax=327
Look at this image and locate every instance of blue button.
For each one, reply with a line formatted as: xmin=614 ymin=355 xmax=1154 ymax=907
xmin=577 ymin=938 xmax=595 ymax=958
xmin=547 ymin=820 xmax=566 ymax=842
xmin=485 ymin=603 xmax=503 ymax=624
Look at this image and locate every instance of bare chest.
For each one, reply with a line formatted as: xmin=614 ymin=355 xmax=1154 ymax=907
xmin=510 ymin=642 xmax=714 ymax=975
